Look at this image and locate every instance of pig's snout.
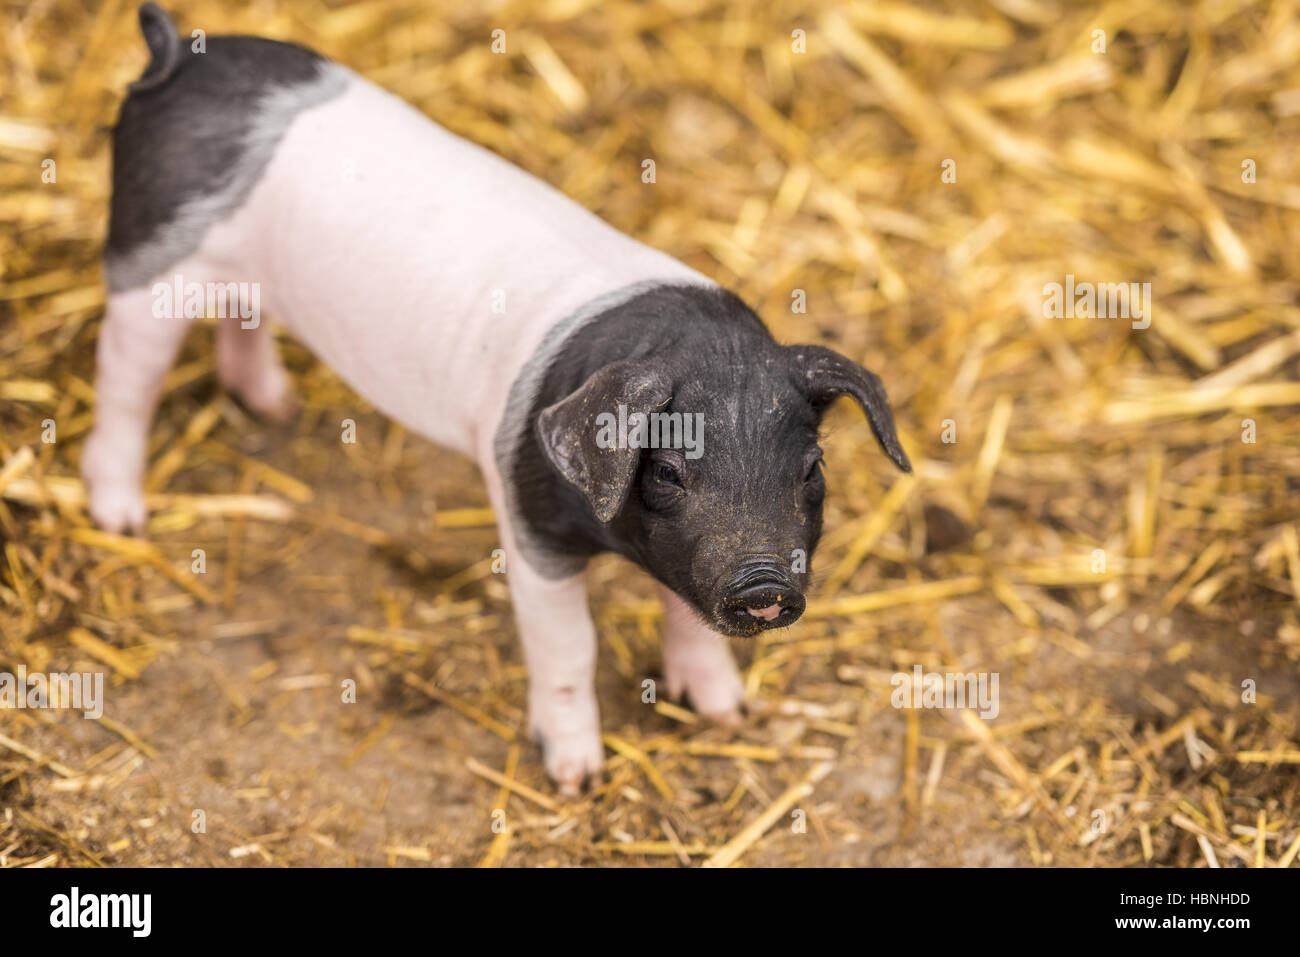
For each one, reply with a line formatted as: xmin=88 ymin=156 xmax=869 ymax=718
xmin=720 ymin=558 xmax=805 ymax=632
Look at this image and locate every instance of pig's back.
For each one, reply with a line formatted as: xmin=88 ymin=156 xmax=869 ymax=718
xmin=177 ymin=61 xmax=706 ymax=455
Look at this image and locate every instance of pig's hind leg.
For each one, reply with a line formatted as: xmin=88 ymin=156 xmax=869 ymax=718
xmin=216 ymin=318 xmax=297 ymax=422
xmin=82 ymin=284 xmax=195 ymax=534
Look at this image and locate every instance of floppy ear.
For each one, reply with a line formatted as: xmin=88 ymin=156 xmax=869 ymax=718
xmin=788 ymin=344 xmax=912 ymax=473
xmin=536 ymin=361 xmax=672 ymax=523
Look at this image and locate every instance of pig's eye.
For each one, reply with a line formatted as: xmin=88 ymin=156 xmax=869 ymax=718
xmin=652 ymin=461 xmax=683 ymax=487
xmin=642 ymin=453 xmax=686 ymax=510
xmin=803 ymin=455 xmax=824 ymax=484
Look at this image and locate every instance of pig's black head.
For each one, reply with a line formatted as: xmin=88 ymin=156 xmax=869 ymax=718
xmin=535 ymin=290 xmax=910 ymax=638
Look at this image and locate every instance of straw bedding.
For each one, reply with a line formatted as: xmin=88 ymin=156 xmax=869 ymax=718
xmin=1 ymin=0 xmax=1297 ymax=867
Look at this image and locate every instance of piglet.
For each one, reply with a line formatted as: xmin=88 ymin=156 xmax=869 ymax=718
xmin=83 ymin=4 xmax=913 ymax=793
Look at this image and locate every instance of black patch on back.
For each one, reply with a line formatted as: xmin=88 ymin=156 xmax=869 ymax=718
xmin=107 ymin=32 xmax=332 ymax=267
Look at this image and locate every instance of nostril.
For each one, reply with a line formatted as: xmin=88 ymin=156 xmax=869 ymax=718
xmin=726 ymin=580 xmax=805 ymax=623
xmin=718 ymin=558 xmax=806 ymax=630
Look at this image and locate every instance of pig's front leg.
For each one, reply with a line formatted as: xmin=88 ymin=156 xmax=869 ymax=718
xmin=507 ymin=562 xmax=605 ymax=794
xmin=482 ymin=443 xmax=604 ymax=793
xmin=656 ymin=583 xmax=746 ymax=726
